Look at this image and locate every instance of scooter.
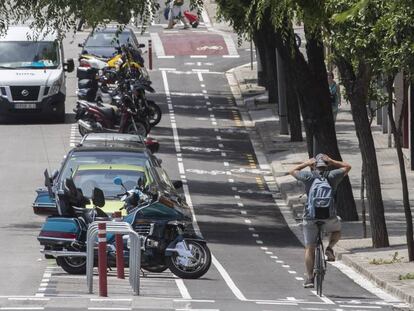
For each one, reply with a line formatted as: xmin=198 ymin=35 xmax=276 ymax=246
xmin=75 ymin=94 xmax=150 ymax=137
xmin=37 ymin=176 xmax=212 ymax=279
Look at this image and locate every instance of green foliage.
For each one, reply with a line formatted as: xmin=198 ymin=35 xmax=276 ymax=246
xmin=399 ymin=273 xmax=414 ymax=280
xmin=369 ymin=252 xmax=404 ymax=265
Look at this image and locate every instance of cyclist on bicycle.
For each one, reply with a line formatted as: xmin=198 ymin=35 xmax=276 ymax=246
xmin=289 ymin=153 xmax=351 ymax=288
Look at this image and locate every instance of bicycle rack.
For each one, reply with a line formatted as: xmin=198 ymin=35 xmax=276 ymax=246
xmin=86 ymin=221 xmax=141 ymax=295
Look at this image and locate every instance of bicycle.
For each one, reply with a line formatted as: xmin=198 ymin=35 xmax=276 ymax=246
xmin=314 ymin=221 xmax=327 ymax=296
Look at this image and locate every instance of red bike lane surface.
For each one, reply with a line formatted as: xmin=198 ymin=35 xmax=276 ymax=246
xmin=159 ymin=32 xmax=229 ymax=55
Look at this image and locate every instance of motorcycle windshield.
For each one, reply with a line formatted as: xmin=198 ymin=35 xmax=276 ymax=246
xmin=136 ymin=202 xmax=187 ymax=221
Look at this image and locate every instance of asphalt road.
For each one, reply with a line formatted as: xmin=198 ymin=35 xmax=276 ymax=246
xmin=0 ymin=8 xmax=411 ymax=311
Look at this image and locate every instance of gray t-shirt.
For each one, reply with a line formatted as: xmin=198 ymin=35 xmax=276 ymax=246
xmin=294 ymin=169 xmax=345 ymax=219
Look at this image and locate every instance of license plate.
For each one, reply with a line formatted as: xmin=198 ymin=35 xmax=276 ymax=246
xmin=15 ymin=103 xmax=36 ymax=109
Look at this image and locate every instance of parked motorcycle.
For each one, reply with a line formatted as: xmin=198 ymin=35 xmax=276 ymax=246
xmin=37 ymin=174 xmax=211 ymax=279
xmin=75 ymin=94 xmax=150 ymax=137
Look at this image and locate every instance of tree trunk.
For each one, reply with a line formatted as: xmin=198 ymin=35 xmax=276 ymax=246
xmin=253 ymin=31 xmax=267 ymax=88
xmin=337 ymin=59 xmax=389 ymax=247
xmin=361 ymin=165 xmax=367 ymax=238
xmin=285 ymin=63 xmax=303 ymax=142
xmin=387 ymin=78 xmax=414 ymax=261
xmin=273 ymin=26 xmax=358 ymax=220
xmin=258 ymin=12 xmax=278 ymax=103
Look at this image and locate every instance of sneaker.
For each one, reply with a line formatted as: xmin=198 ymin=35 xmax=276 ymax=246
xmin=303 ymin=277 xmax=314 ymax=288
xmin=183 ymin=25 xmax=190 ymax=29
xmin=325 ymin=247 xmax=335 ymax=261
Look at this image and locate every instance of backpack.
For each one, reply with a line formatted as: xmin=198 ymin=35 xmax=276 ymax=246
xmin=306 ymin=172 xmax=333 ymax=219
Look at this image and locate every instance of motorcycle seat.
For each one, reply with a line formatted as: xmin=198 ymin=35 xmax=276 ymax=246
xmin=98 ymin=105 xmax=117 ymax=120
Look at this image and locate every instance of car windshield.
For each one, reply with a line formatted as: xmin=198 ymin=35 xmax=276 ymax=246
xmin=73 ymin=169 xmax=146 ymax=198
xmin=85 ymin=31 xmax=132 ymax=47
xmin=59 ymin=151 xmax=149 ymax=184
xmin=0 ymin=41 xmax=60 ymax=69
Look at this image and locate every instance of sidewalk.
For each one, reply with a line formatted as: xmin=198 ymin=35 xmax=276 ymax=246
xmin=229 ymin=63 xmax=414 ymax=308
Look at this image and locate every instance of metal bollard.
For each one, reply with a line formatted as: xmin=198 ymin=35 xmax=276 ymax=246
xmin=148 ymin=39 xmax=153 ymax=70
xmin=98 ymin=222 xmax=108 ymax=297
xmin=113 ymin=211 xmax=125 ymax=279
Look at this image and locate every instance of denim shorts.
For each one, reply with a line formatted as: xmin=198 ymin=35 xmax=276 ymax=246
xmin=302 ymin=216 xmax=341 ymax=247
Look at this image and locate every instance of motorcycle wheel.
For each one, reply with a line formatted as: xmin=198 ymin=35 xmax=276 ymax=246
xmin=143 ymin=264 xmax=169 ymax=273
xmin=126 ymin=121 xmax=148 ymax=137
xmin=166 ymin=241 xmax=211 ymax=279
xmin=147 ymin=101 xmax=162 ymax=127
xmin=56 ymin=256 xmax=86 ymax=275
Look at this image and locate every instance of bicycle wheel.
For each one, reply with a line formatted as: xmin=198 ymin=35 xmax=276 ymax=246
xmin=314 ymin=245 xmax=324 ymax=296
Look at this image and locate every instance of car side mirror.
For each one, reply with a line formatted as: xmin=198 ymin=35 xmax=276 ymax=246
xmin=172 ymin=180 xmax=183 ymax=190
xmin=51 ymin=169 xmax=59 ymax=180
xmin=44 ymin=169 xmax=53 ymax=197
xmin=64 ymin=58 xmax=75 ymax=73
xmin=92 ymin=188 xmax=105 ymax=207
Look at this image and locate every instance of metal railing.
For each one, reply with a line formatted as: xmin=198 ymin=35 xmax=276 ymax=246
xmin=86 ymin=221 xmax=141 ymax=295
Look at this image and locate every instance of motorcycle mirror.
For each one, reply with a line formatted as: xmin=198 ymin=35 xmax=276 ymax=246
xmin=92 ymin=188 xmax=105 ymax=208
xmin=172 ymin=180 xmax=183 ymax=190
xmin=78 ymin=42 xmax=84 ymax=48
xmin=137 ymin=177 xmax=144 ymax=188
xmin=44 ymin=169 xmax=54 ymax=197
xmin=113 ymin=176 xmax=123 ymax=186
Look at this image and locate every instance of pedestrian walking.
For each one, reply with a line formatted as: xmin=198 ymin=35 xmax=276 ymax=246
xmin=289 ymin=153 xmax=351 ymax=288
xmin=328 ymin=71 xmax=341 ymax=122
xmin=165 ymin=0 xmax=190 ymax=30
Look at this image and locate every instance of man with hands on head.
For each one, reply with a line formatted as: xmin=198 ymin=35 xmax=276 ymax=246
xmin=289 ymin=153 xmax=351 ymax=288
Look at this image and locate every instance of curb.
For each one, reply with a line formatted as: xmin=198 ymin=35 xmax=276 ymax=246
xmin=341 ymin=253 xmax=414 ymax=306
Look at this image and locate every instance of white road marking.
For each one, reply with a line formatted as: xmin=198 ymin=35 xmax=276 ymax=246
xmin=221 ymin=152 xmax=227 ymax=157
xmin=88 ymin=308 xmax=131 ymax=311
xmin=190 ymin=55 xmax=208 ymax=58
xmin=276 ymin=260 xmax=284 ymax=263
xmin=222 ymin=33 xmax=239 ymax=56
xmin=248 ymin=227 xmax=255 ymax=231
xmin=311 ymin=291 xmax=335 ymax=305
xmin=282 ymin=264 xmax=290 ymax=268
xmin=150 ymin=32 xmax=166 ymax=56
xmin=256 ymin=240 xmax=263 ymax=244
xmin=206 ymin=101 xmax=211 ymax=105
xmin=192 ymin=69 xmax=210 ymax=72
xmin=0 ymin=308 xmax=45 ymax=310
xmin=223 ymin=162 xmax=229 ymax=167
xmin=338 ymin=306 xmax=381 ymax=309
xmin=241 ymin=210 xmax=247 ymax=215
xmin=252 ymin=234 xmax=259 ymax=237
xmin=198 ymin=72 xmax=204 ymax=82
xmin=90 ymin=298 xmax=132 ymax=302
xmin=212 ymin=255 xmax=247 ymax=301
xmin=237 ymin=202 xmax=243 ymax=207
xmin=173 ymin=299 xmax=215 ymax=303
xmin=201 ymin=84 xmax=206 ymax=88
xmin=8 ymin=298 xmax=49 ymax=301
xmin=265 ymin=251 xmax=273 ymax=255
xmin=288 ymin=271 xmax=297 ymax=274
xmin=222 ymin=55 xmax=240 ymax=58
xmin=171 ymin=91 xmax=204 ymax=97
xmin=228 ymin=179 xmax=234 ymax=183
xmin=159 ymin=67 xmax=177 ymax=71
xmin=330 ymin=261 xmax=403 ymax=303
xmin=175 ymin=279 xmax=192 ymax=299
xmin=216 ymin=135 xmax=222 ymax=140
xmin=218 ymin=143 xmax=224 ymax=148
xmin=260 ymin=247 xmax=268 ymax=250
xmin=244 ymin=219 xmax=252 ymax=224
xmin=158 ymin=55 xmax=175 ymax=59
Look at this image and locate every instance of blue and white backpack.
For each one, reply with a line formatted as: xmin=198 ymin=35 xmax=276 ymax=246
xmin=306 ymin=172 xmax=333 ymax=219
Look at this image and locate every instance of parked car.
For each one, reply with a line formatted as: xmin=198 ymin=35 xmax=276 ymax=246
xmin=33 ymin=143 xmax=162 ymax=215
xmin=79 ymin=27 xmax=141 ymax=59
xmin=78 ymin=133 xmax=160 ymax=154
xmin=0 ymin=26 xmax=74 ymax=121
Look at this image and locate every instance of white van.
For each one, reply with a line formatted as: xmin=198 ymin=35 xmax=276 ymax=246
xmin=0 ymin=26 xmax=74 ymax=122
